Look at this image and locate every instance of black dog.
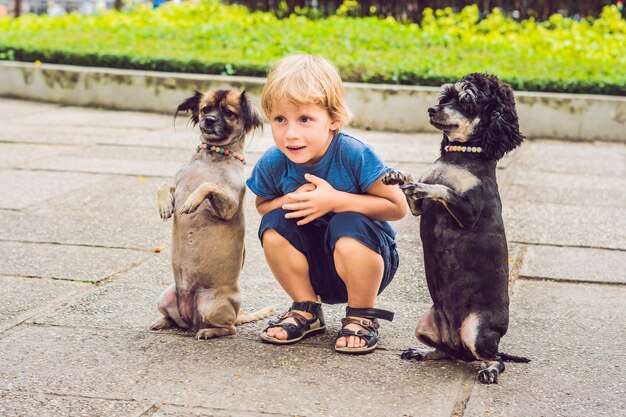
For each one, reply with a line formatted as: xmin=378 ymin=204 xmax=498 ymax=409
xmin=383 ymin=73 xmax=528 ymax=384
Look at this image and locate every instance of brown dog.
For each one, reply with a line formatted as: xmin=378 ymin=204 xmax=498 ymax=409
xmin=151 ymin=89 xmax=274 ymax=339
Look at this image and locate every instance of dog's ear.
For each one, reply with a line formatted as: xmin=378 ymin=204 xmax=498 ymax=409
xmin=479 ymin=80 xmax=524 ymax=160
xmin=239 ymin=90 xmax=263 ymax=133
xmin=175 ymin=90 xmax=203 ymax=126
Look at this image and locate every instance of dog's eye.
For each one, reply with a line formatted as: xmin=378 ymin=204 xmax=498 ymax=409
xmin=201 ymin=106 xmax=210 ymax=114
xmin=223 ymin=108 xmax=236 ymax=117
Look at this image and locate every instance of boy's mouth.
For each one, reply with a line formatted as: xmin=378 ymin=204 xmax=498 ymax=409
xmin=286 ymin=145 xmax=306 ymax=154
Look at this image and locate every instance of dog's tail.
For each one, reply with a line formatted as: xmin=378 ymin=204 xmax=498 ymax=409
xmin=236 ymin=306 xmax=276 ymax=325
xmin=499 ymin=352 xmax=531 ymax=363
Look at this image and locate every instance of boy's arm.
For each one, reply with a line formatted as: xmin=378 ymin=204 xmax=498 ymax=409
xmin=255 ymin=183 xmax=317 ymax=216
xmin=255 ymin=195 xmax=290 ymax=216
xmin=283 ymin=174 xmax=407 ymax=225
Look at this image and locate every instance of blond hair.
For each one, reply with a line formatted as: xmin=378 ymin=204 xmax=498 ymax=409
xmin=261 ymin=54 xmax=351 ymax=131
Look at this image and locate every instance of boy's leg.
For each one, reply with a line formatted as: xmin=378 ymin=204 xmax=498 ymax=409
xmin=327 ymin=212 xmax=398 ymax=350
xmin=334 ymin=237 xmax=384 ymax=348
xmin=262 ymin=229 xmax=318 ymax=340
xmin=259 ymin=208 xmax=323 ymax=341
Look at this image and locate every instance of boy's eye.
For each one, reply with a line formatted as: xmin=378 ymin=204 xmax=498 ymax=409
xmin=299 ymin=116 xmax=310 ymax=123
xmin=274 ymin=116 xmax=285 ymax=123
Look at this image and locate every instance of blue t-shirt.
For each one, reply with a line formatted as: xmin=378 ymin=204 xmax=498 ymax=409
xmin=246 ymin=132 xmax=396 ymax=238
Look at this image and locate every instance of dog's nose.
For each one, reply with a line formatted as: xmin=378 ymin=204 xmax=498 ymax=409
xmin=428 ymin=106 xmax=438 ymax=116
xmin=204 ymin=115 xmax=218 ymax=124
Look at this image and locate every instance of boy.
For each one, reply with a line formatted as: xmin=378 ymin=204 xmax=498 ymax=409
xmin=247 ymin=54 xmax=407 ymax=354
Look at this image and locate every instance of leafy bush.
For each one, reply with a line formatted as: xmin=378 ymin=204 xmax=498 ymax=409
xmin=0 ymin=1 xmax=624 ymax=95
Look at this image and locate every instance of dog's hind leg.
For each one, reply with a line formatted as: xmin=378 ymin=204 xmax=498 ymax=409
xmin=476 ymin=359 xmax=505 ymax=384
xmin=460 ymin=313 xmax=505 ymax=384
xmin=401 ymin=347 xmax=451 ymax=361
xmin=402 ymin=307 xmax=453 ymax=361
xmin=150 ymin=284 xmax=189 ymax=330
xmin=157 ymin=183 xmax=175 ymax=221
xmin=195 ymin=292 xmax=238 ymax=340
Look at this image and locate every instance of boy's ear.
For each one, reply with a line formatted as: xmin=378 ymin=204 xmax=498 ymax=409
xmin=330 ymin=118 xmax=340 ymax=132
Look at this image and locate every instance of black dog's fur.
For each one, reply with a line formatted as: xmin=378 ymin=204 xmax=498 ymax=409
xmin=383 ymin=73 xmax=528 ymax=384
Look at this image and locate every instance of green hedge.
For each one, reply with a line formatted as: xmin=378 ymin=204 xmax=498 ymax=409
xmin=0 ymin=1 xmax=624 ymax=95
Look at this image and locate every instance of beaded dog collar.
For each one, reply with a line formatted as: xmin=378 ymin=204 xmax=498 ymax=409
xmin=444 ymin=145 xmax=482 ymax=153
xmin=196 ymin=143 xmax=246 ymax=165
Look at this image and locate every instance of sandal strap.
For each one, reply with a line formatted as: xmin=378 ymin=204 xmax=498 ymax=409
xmin=346 ymin=306 xmax=394 ymax=322
xmin=291 ymin=300 xmax=323 ymax=316
xmin=341 ymin=316 xmax=379 ymax=331
xmin=264 ymin=300 xmax=325 ymax=339
xmin=272 ymin=310 xmax=309 ymax=327
xmin=336 ymin=321 xmax=379 ymax=348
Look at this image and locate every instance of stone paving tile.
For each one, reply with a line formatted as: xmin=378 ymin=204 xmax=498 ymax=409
xmin=0 ymin=276 xmax=88 ymax=330
xmin=0 ymin=241 xmax=151 ymax=283
xmin=30 ymin=284 xmax=164 ymax=331
xmin=504 ymin=171 xmax=626 ymax=208
xmin=152 ymin=404 xmax=294 ymax=417
xmin=17 ymin=155 xmax=182 ymax=178
xmin=0 ymin=391 xmax=152 ymax=417
xmin=0 ymin=173 xmax=184 ymax=248
xmin=0 ymin=125 xmax=150 ymax=146
xmin=7 ymin=104 xmax=172 ymax=130
xmin=0 ymin=326 xmax=154 ymax=400
xmin=32 ymin=174 xmax=165 ymax=218
xmin=0 ymin=209 xmax=169 ymax=250
xmin=520 ymin=244 xmax=626 ymax=285
xmin=464 ymin=280 xmax=626 ymax=417
xmin=0 ymin=143 xmax=78 ymax=169
xmin=134 ymin=333 xmax=470 ymax=417
xmin=113 ymin=250 xmax=173 ymax=288
xmin=0 ymin=98 xmax=61 ymax=120
xmin=516 ymin=140 xmax=626 ymax=176
xmin=504 ymin=202 xmax=626 ymax=250
xmin=0 ymin=169 xmax=107 ymax=210
xmin=0 ymin=325 xmax=469 ymax=416
xmin=99 ymin=126 xmax=198 ymax=149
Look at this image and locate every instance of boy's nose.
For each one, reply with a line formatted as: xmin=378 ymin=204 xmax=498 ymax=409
xmin=285 ymin=123 xmax=299 ymax=139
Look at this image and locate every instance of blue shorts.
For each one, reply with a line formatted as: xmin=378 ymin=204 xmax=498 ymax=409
xmin=258 ymin=208 xmax=399 ymax=304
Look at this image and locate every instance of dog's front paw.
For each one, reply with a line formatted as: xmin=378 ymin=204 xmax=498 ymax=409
xmin=400 ymin=183 xmax=428 ymax=200
xmin=382 ymin=170 xmax=411 ymax=186
xmin=179 ymin=191 xmax=204 ymax=215
xmin=158 ymin=202 xmax=174 ymax=221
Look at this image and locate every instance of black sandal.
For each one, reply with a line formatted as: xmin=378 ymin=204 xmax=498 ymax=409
xmin=260 ymin=301 xmax=325 ymax=345
xmin=335 ymin=307 xmax=394 ymax=354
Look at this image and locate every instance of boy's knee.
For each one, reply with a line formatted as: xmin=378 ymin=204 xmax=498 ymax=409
xmin=261 ymin=228 xmax=288 ymax=248
xmin=259 ymin=207 xmax=298 ymax=243
xmin=334 ymin=236 xmax=376 ymax=257
xmin=327 ymin=212 xmax=369 ymax=235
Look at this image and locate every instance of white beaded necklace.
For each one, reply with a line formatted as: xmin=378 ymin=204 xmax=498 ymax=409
xmin=444 ymin=145 xmax=482 ymax=153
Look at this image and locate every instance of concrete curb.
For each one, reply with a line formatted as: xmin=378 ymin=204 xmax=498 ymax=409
xmin=1 ymin=61 xmax=624 ymax=142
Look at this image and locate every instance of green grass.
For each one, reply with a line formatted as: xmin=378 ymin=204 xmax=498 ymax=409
xmin=1 ymin=1 xmax=624 ymax=95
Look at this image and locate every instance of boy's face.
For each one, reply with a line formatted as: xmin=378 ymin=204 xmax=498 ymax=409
xmin=269 ymin=100 xmax=339 ymax=166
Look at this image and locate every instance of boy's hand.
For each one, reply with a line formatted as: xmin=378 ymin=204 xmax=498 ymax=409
xmin=283 ymin=174 xmax=337 ymax=225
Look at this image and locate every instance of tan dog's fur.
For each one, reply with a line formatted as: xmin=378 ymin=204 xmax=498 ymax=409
xmin=151 ymin=89 xmax=274 ymax=339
